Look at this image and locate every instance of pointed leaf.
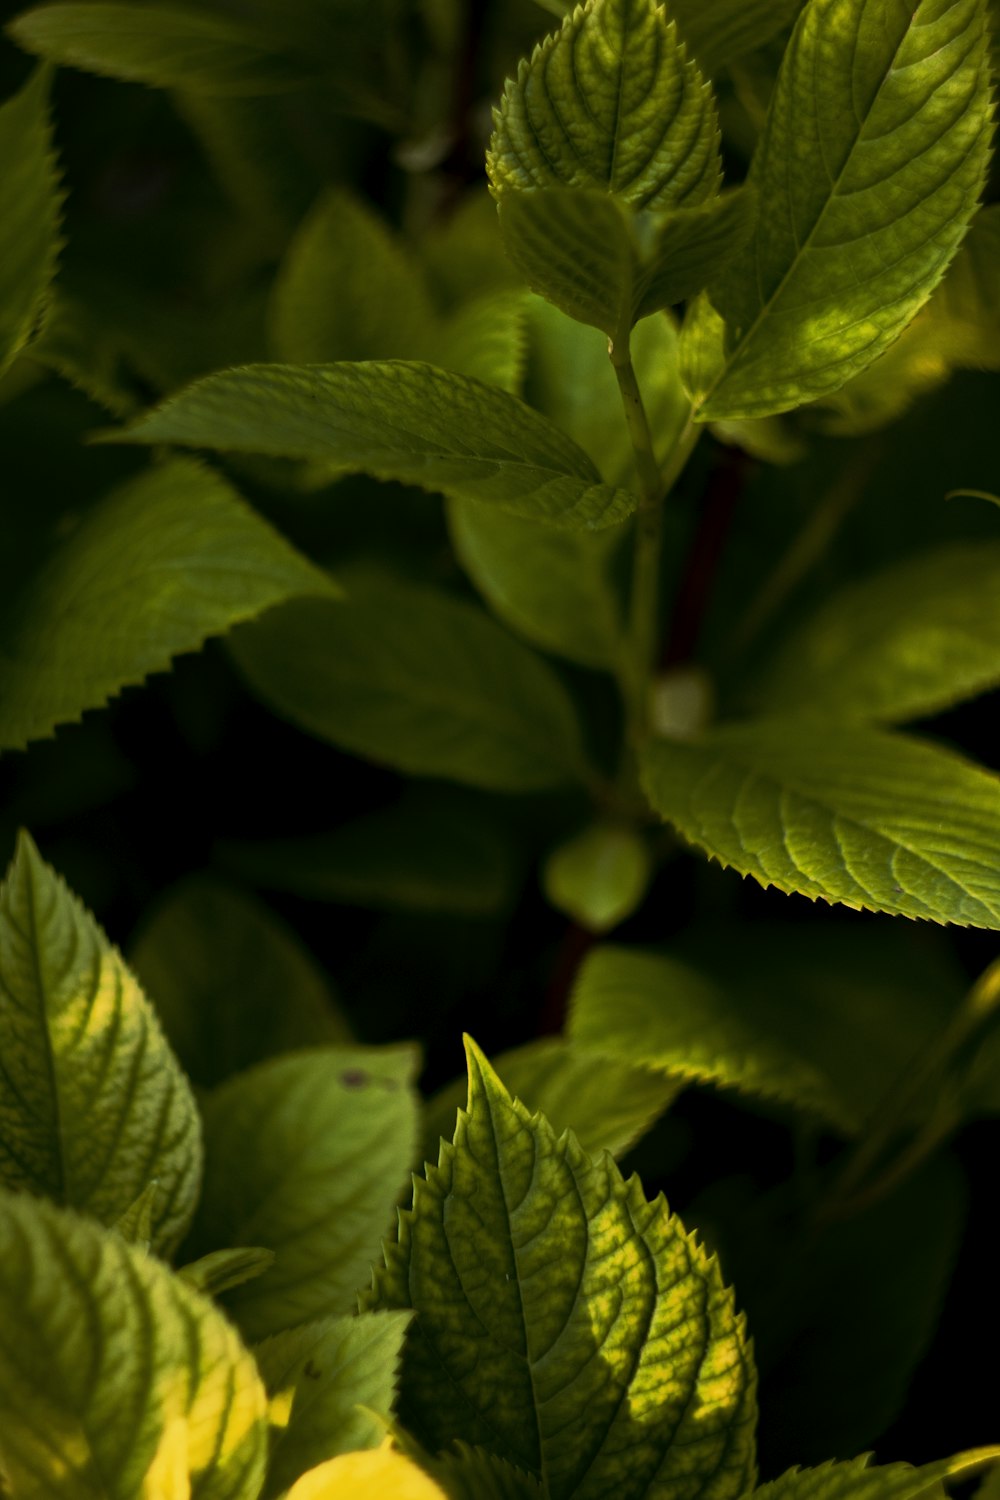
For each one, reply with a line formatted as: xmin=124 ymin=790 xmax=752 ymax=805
xmin=498 ymin=189 xmax=635 ymax=337
xmin=488 ymin=0 xmax=721 ymax=210
xmin=0 ymin=456 xmax=334 ymax=752
xmin=113 ymin=1181 xmax=160 ymax=1250
xmin=365 ymin=1038 xmax=757 ymax=1500
xmin=130 ymin=875 xmax=351 ymax=1089
xmin=696 ymin=0 xmax=994 ymax=419
xmin=632 ymin=192 xmax=755 ymax=321
xmin=424 ymin=1036 xmax=681 ymax=1162
xmin=925 ymin=202 xmax=1000 ymax=368
xmin=114 ymin=362 xmax=639 ymax=530
xmin=543 ymin=822 xmax=653 ymax=932
xmin=0 ymin=832 xmax=201 ymax=1254
xmin=7 ymin=3 xmax=305 ymax=96
xmin=179 ymin=1247 xmax=276 ymax=1298
xmin=751 ymin=542 xmax=1000 ymax=724
xmin=421 ymin=1444 xmax=545 ymax=1500
xmin=747 ymin=1453 xmax=1000 ymax=1500
xmin=191 ymin=1045 xmax=419 ymax=1340
xmin=0 ymin=1187 xmax=268 ymax=1498
xmin=228 ymin=584 xmax=590 ymax=792
xmin=0 ymin=66 xmax=60 ymax=378
xmin=640 ymin=719 xmax=1000 ymax=927
xmin=256 ymin=1310 xmax=410 ymax=1498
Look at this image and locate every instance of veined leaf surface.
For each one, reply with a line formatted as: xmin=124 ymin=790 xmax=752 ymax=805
xmin=0 ymin=832 xmax=201 ymax=1254
xmin=256 ymin=1310 xmax=410 ymax=1498
xmin=632 ymin=192 xmax=755 ymax=321
xmin=116 ymin=362 xmax=639 ymax=530
xmin=0 ymin=457 xmax=334 ymax=752
xmin=498 ymin=189 xmax=634 ymax=337
xmin=7 ymin=2 xmax=305 ymax=95
xmin=192 ymin=1045 xmax=419 ymax=1340
xmin=696 ymin=0 xmax=994 ymax=419
xmin=0 ymin=1188 xmax=268 ymax=1498
xmin=228 ymin=584 xmax=590 ymax=792
xmin=0 ymin=66 xmax=60 ymax=378
xmin=747 ymin=1454 xmax=1000 ymax=1500
xmin=365 ymin=1038 xmax=757 ymax=1500
xmin=640 ymin=720 xmax=1000 ymax=927
xmin=488 ymin=0 xmax=721 ymax=210
xmin=751 ymin=543 xmax=1000 ymax=723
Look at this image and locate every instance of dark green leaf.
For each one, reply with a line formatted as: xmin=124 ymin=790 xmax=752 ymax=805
xmin=632 ymin=192 xmax=755 ymax=321
xmin=0 ymin=66 xmax=60 ymax=378
xmin=543 ymin=822 xmax=652 ymax=932
xmin=498 ymin=189 xmax=635 ymax=337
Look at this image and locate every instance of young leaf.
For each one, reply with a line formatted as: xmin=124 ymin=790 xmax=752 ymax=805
xmin=487 ymin=0 xmax=721 ymax=210
xmin=632 ymin=192 xmax=755 ymax=322
xmin=0 ymin=66 xmax=60 ymax=379
xmin=114 ymin=362 xmax=639 ymax=530
xmin=0 ymin=1187 xmax=268 ymax=1498
xmin=7 ymin=2 xmax=306 ymax=96
xmin=423 ymin=1036 xmax=682 ymax=1162
xmin=695 ymin=0 xmax=994 ymax=419
xmin=114 ymin=1181 xmax=160 ymax=1251
xmin=498 ymin=189 xmax=635 ymax=338
xmin=640 ymin=719 xmax=1000 ymax=927
xmin=178 ymin=1247 xmax=276 ymax=1298
xmin=191 ymin=1045 xmax=419 ymax=1341
xmin=228 ymin=585 xmax=590 ymax=793
xmin=255 ymin=1310 xmax=410 ymax=1498
xmin=543 ymin=822 xmax=653 ymax=932
xmin=219 ymin=787 xmax=517 ymax=916
xmin=129 ymin=875 xmax=351 ymax=1089
xmin=364 ymin=1038 xmax=757 ymax=1500
xmin=569 ymin=945 xmax=860 ymax=1133
xmin=284 ymin=1446 xmax=448 ymax=1500
xmin=0 ymin=831 xmax=202 ymax=1255
xmin=750 ymin=542 xmax=1000 ymax=724
xmin=0 ymin=456 xmax=335 ymax=752
xmin=745 ymin=1453 xmax=1000 ymax=1500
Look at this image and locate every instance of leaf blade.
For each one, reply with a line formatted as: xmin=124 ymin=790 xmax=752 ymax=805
xmin=0 ymin=66 xmax=61 ymax=378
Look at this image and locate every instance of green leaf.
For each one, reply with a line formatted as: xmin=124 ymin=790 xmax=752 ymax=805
xmin=0 ymin=1186 xmax=268 ymax=1498
xmin=498 ymin=189 xmax=635 ymax=338
xmin=130 ymin=874 xmax=351 ymax=1089
xmin=219 ymin=787 xmax=517 ymax=916
xmin=0 ymin=456 xmax=334 ymax=752
xmin=640 ymin=719 xmax=1000 ymax=927
xmin=424 ymin=1036 xmax=681 ymax=1162
xmin=925 ymin=202 xmax=1000 ymax=368
xmin=695 ymin=0 xmax=994 ymax=419
xmin=430 ymin=290 xmax=528 ymax=393
xmin=7 ymin=3 xmax=305 ymax=96
xmin=179 ymin=1246 xmax=276 ymax=1298
xmin=0 ymin=66 xmax=60 ymax=380
xmin=487 ymin=0 xmax=721 ymax=210
xmin=421 ymin=1444 xmax=545 ymax=1500
xmin=0 ymin=831 xmax=201 ymax=1254
xmin=114 ymin=362 xmax=639 ymax=530
xmin=669 ymin=0 xmax=805 ymax=76
xmin=543 ymin=822 xmax=652 ymax=932
xmin=269 ymin=187 xmax=439 ymax=364
xmin=569 ymin=944 xmax=860 ymax=1132
xmin=284 ymin=1446 xmax=449 ymax=1498
xmin=191 ymin=1045 xmax=419 ymax=1341
xmin=228 ymin=583 xmax=590 ymax=793
xmin=28 ymin=291 xmax=139 ymax=416
xmin=751 ymin=542 xmax=1000 ymax=724
xmin=113 ymin=1180 xmax=160 ymax=1250
xmin=745 ymin=1453 xmax=1000 ymax=1500
xmin=256 ymin=1310 xmax=410 ymax=1498
xmin=365 ymin=1038 xmax=757 ymax=1500
xmin=632 ymin=192 xmax=755 ymax=321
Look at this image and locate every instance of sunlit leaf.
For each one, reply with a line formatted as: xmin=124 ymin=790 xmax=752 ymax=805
xmin=696 ymin=0 xmax=993 ymax=418
xmin=365 ymin=1038 xmax=757 ymax=1500
xmin=284 ymin=1445 xmax=448 ymax=1500
xmin=0 ymin=1187 xmax=268 ymax=1498
xmin=641 ymin=720 xmax=1000 ymax=927
xmin=0 ymin=832 xmax=201 ymax=1254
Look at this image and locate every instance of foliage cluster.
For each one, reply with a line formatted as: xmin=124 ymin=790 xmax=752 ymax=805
xmin=0 ymin=0 xmax=999 ymax=1494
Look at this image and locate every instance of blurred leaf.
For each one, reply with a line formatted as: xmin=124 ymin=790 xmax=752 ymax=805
xmin=698 ymin=0 xmax=993 ymax=418
xmin=116 ymin=362 xmax=640 ymax=530
xmin=0 ymin=66 xmax=60 ymax=378
xmin=641 ymin=719 xmax=1000 ymax=927
xmin=424 ymin=1036 xmax=681 ymax=1162
xmin=192 ymin=1045 xmax=419 ymax=1340
xmin=28 ymin=291 xmax=139 ymax=416
xmin=256 ymin=1310 xmax=410 ymax=1498
xmin=219 ymin=788 xmax=517 ymax=916
xmin=130 ymin=874 xmax=351 ymax=1089
xmin=285 ymin=1446 xmax=448 ymax=1500
xmin=365 ymin=1039 xmax=757 ymax=1497
xmin=0 ymin=457 xmax=334 ymax=752
xmin=543 ymin=822 xmax=652 ymax=932
xmin=488 ymin=0 xmax=721 ymax=209
xmin=179 ymin=1246 xmax=276 ymax=1298
xmin=0 ymin=832 xmax=201 ymax=1254
xmin=8 ymin=2 xmax=307 ymax=96
xmin=0 ymin=1187 xmax=268 ymax=1497
xmin=228 ymin=584 xmax=591 ymax=792
xmin=670 ymin=0 xmax=805 ymax=75
xmin=926 ymin=203 xmax=1000 ymax=369
xmin=751 ymin=543 xmax=1000 ymax=723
